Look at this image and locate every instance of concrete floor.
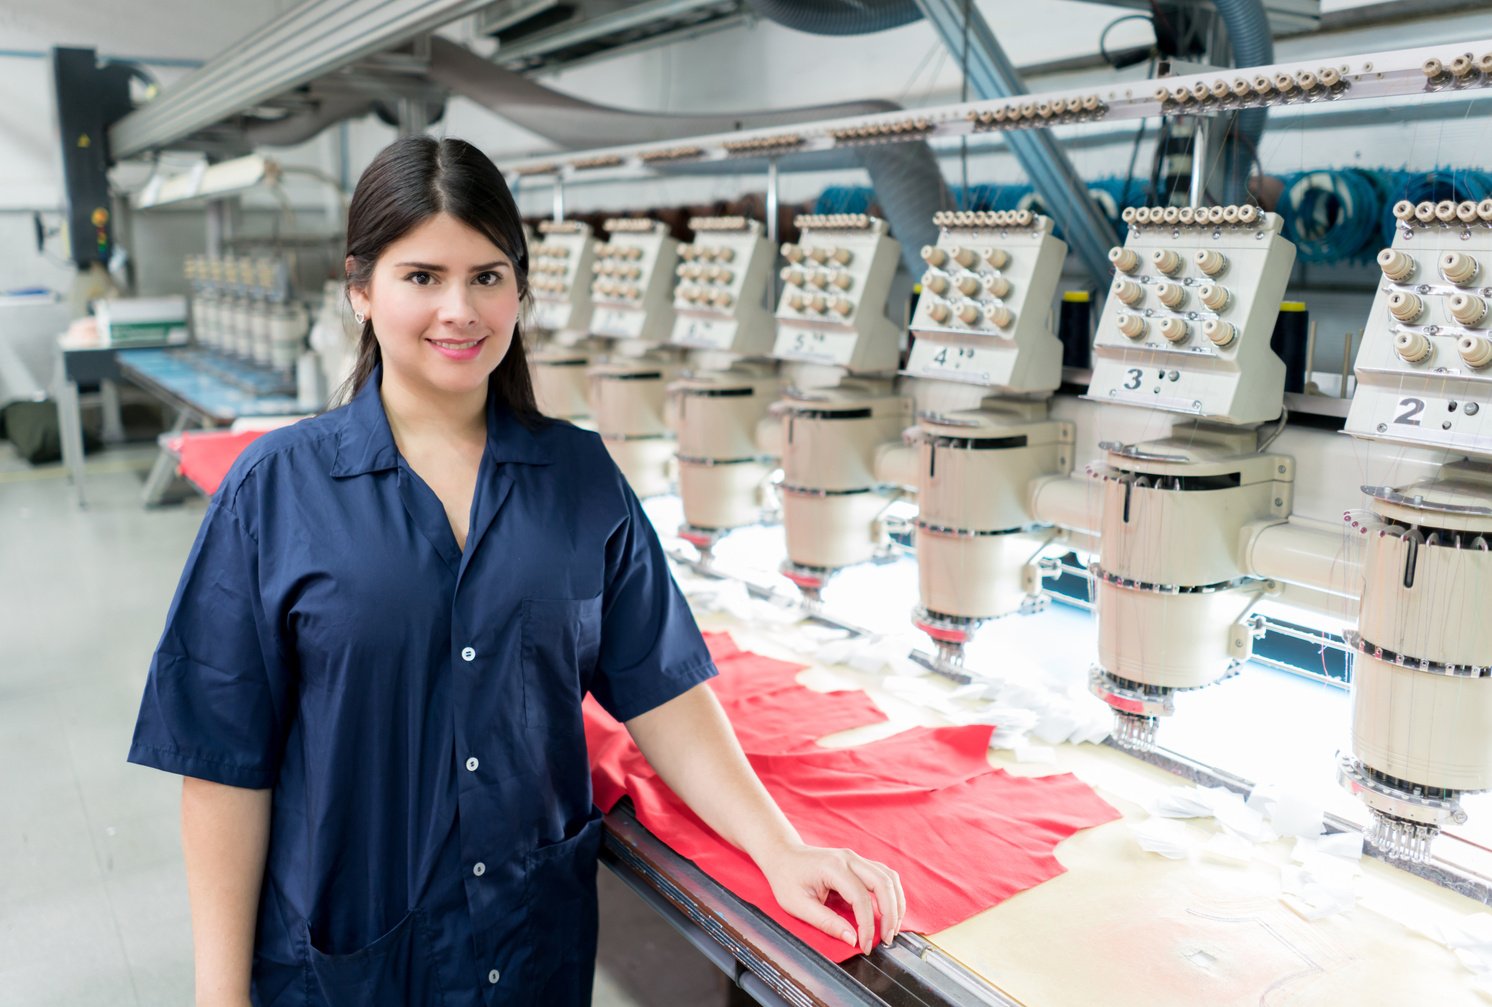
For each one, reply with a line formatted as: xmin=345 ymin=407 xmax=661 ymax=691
xmin=0 ymin=433 xmax=726 ymax=1006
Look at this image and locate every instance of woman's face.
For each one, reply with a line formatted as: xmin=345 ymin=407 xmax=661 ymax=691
xmin=349 ymin=212 xmax=521 ymax=399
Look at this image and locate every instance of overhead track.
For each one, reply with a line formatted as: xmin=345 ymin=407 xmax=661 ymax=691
xmin=109 ymin=0 xmax=495 ymax=159
xmin=501 ymin=38 xmax=1492 ymax=182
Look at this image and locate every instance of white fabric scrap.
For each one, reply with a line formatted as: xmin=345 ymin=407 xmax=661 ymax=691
xmin=1130 ymin=817 xmax=1199 ymax=859
xmin=1279 ymin=851 xmax=1360 ymax=920
xmin=1149 ymin=785 xmax=1235 ymax=819
xmin=1147 ymin=785 xmax=1277 ymax=843
xmin=1439 ymin=913 xmax=1492 ymax=978
xmin=1214 ymin=797 xmax=1276 ymax=845
xmin=1442 ymin=913 xmax=1492 ymax=951
xmin=680 ymin=576 xmax=756 ymax=618
xmin=1292 ymin=832 xmax=1363 ymax=864
xmin=988 ymin=727 xmax=1030 ymax=751
xmin=1248 ymin=782 xmax=1326 ymax=839
xmin=1029 ymin=712 xmax=1079 ymax=746
xmin=813 ymin=635 xmax=905 ymax=675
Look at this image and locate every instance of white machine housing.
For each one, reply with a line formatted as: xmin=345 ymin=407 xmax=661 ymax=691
xmin=906 ymin=405 xmax=1074 ymax=626
xmin=1339 ymin=198 xmax=1492 ymax=862
xmin=671 ymin=363 xmax=782 ymax=537
xmin=774 ymin=381 xmax=913 ymax=584
xmin=1087 ymin=425 xmax=1294 ymax=749
xmin=529 ymin=219 xmax=596 ymax=333
xmin=773 ymin=214 xmax=901 ymax=375
xmin=590 ymin=218 xmax=678 ymax=344
xmin=671 ymin=216 xmax=776 ymax=357
xmin=905 ymin=209 xmax=1067 ymax=394
xmin=1346 ymin=198 xmax=1492 ymax=454
xmin=1087 ymin=204 xmax=1295 ymax=426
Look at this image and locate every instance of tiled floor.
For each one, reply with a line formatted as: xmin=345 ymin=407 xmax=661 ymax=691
xmin=0 ymin=439 xmax=710 ymax=1006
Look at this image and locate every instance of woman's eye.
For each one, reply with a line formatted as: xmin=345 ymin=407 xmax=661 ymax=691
xmin=405 ymin=271 xmax=434 ymax=285
xmin=475 ymin=271 xmax=503 ymax=286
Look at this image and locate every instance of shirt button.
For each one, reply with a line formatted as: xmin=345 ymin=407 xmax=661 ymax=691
xmin=461 ymin=646 xmax=476 ymax=662
xmin=473 ymin=862 xmax=486 ymax=877
xmin=465 ymin=757 xmax=479 ymax=772
xmin=488 ymin=969 xmax=501 ymax=984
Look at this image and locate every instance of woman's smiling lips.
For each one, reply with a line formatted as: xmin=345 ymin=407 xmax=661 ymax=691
xmin=426 ymin=335 xmax=488 ymax=361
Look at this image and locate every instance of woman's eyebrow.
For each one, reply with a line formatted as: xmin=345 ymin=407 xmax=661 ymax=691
xmin=394 ymin=260 xmax=509 ymax=272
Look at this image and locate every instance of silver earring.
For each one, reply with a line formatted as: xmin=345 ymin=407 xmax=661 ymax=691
xmin=354 ymin=311 xmax=366 ymax=325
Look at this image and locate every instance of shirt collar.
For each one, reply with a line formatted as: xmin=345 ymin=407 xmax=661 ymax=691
xmin=331 ymin=364 xmax=552 ymax=477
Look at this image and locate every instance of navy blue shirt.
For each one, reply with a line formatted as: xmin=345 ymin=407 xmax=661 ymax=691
xmin=129 ymin=368 xmax=717 ymax=1006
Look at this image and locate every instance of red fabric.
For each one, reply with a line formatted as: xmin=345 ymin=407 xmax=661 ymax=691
xmin=586 ymin=631 xmax=1120 ymax=962
xmin=585 ymin=632 xmax=887 ymax=811
xmin=705 ymin=642 xmax=888 ymax=755
xmin=172 ymin=430 xmax=264 ymax=495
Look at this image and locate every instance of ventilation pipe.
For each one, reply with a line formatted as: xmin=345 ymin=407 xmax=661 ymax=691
xmin=743 ymin=0 xmax=924 ymax=35
xmin=428 ymin=37 xmax=948 ymax=276
xmin=1213 ymin=0 xmax=1274 ymax=205
xmin=241 ymin=94 xmax=379 ymax=148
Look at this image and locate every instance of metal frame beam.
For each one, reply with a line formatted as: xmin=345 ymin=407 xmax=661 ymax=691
xmin=109 ymin=0 xmax=494 ymax=159
xmin=487 ymin=0 xmax=745 ymax=66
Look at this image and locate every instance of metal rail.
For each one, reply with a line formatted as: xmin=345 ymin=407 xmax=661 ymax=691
xmin=501 ymin=37 xmax=1492 ymax=181
xmin=109 ymin=0 xmax=496 ymax=159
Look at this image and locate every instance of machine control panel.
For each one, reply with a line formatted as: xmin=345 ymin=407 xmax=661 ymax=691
xmin=670 ymin=216 xmax=775 ymax=357
xmin=1346 ymin=198 xmax=1492 ymax=457
xmin=905 ymin=209 xmax=1067 ymax=393
xmin=528 ymin=219 xmax=596 ymax=333
xmin=590 ymin=218 xmax=678 ymax=343
xmin=772 ymin=213 xmax=901 ymax=374
xmin=1087 ymin=204 xmax=1296 ymax=425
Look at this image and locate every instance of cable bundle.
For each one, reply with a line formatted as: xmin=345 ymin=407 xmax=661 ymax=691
xmin=1389 ymin=168 xmax=1492 ymax=209
xmin=813 ymin=186 xmax=875 ymax=215
xmin=1278 ymin=168 xmax=1388 ymax=264
xmin=951 ymin=183 xmax=1030 ymax=213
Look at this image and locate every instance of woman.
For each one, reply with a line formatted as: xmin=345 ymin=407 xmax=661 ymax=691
xmin=129 ymin=136 xmax=904 ymax=1007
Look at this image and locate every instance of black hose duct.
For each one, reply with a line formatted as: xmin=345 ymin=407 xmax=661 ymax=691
xmin=428 ymin=37 xmax=895 ymax=148
xmin=241 ymin=94 xmax=378 ymax=148
xmin=744 ymin=0 xmax=924 ymax=35
xmin=730 ymin=2 xmax=976 ymax=273
xmin=853 ymin=141 xmax=945 ymax=279
xmin=429 ymin=37 xmax=947 ymax=276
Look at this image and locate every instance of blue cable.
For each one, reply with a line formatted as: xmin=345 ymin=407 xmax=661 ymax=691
xmin=1279 ymin=168 xmax=1383 ymax=263
xmin=813 ymin=186 xmax=874 ymax=215
xmin=1389 ymin=168 xmax=1492 ymax=208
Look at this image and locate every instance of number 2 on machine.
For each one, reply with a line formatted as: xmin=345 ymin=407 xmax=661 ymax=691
xmin=1394 ymin=396 xmax=1426 ymax=426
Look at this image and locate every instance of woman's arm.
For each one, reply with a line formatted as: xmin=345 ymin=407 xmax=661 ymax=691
xmin=625 ymin=683 xmax=905 ymax=955
xmin=181 ymin=776 xmax=272 ymax=1007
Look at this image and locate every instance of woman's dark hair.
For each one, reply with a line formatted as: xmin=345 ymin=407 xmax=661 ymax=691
xmin=340 ymin=135 xmax=540 ymax=422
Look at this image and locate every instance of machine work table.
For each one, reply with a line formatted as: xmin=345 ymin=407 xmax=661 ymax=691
xmin=116 ymin=347 xmax=303 ymax=506
xmin=605 ymin=605 xmax=1492 ymax=1007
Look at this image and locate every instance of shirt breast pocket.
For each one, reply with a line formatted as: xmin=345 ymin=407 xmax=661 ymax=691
xmin=521 ymin=595 xmax=602 ymax=735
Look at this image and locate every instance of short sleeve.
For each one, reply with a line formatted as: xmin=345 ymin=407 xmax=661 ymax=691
xmin=589 ymin=480 xmax=717 ymax=723
xmin=127 ymin=498 xmax=293 ymax=788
